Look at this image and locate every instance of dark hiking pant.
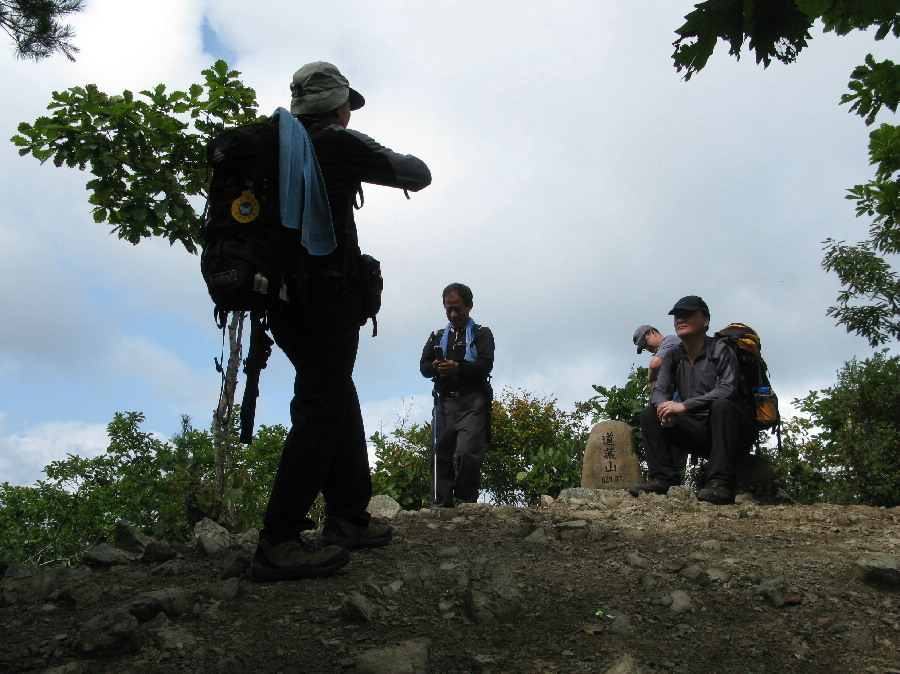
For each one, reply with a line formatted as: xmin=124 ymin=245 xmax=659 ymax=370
xmin=259 ymin=276 xmax=372 ymax=543
xmin=640 ymin=398 xmax=755 ymax=488
xmin=431 ymin=391 xmax=487 ymax=506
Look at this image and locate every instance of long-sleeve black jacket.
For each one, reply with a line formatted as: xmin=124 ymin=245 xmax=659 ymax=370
xmin=301 ymin=119 xmax=431 ymax=275
xmin=420 ymin=325 xmax=495 ymax=396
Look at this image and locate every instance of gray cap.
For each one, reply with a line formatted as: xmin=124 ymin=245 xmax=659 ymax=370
xmin=633 ymin=324 xmax=655 ymax=354
xmin=290 ymin=61 xmax=365 ymax=115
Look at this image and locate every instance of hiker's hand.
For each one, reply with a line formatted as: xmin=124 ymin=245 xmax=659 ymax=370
xmin=657 ymin=401 xmax=685 ymax=427
xmin=434 ymin=359 xmax=458 ymax=374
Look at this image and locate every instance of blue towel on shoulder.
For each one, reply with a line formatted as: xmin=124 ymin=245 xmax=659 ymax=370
xmin=439 ymin=319 xmax=478 ymax=362
xmin=275 ymin=107 xmax=335 ymax=256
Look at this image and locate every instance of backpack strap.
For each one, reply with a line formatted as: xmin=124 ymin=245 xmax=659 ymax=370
xmin=708 ymin=338 xmax=730 ymax=373
xmin=667 ymin=346 xmax=682 ymax=391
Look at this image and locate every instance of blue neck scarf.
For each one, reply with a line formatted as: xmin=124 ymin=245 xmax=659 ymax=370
xmin=440 ymin=318 xmax=477 ymax=362
xmin=275 ymin=107 xmax=335 ymax=255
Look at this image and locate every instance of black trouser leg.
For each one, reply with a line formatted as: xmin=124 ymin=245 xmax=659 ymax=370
xmin=260 ymin=279 xmax=370 ymax=542
xmin=431 ymin=399 xmax=457 ymax=507
xmin=640 ymin=404 xmax=688 ymax=486
xmin=321 ymin=380 xmax=372 ymax=525
xmin=451 ymin=392 xmax=487 ymax=503
xmin=703 ymin=398 xmax=755 ymax=487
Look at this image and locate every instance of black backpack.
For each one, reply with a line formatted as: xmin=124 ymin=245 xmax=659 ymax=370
xmin=200 ymin=115 xmax=302 ymax=444
xmin=201 ymin=114 xmax=383 ymax=331
xmin=670 ymin=323 xmax=780 ymax=436
xmin=200 ymin=115 xmax=302 ymax=328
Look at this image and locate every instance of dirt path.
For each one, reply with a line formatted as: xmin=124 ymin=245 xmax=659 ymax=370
xmin=1 ymin=489 xmax=898 ymax=673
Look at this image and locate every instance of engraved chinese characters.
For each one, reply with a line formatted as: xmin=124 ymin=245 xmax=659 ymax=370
xmin=581 ymin=420 xmax=642 ymax=489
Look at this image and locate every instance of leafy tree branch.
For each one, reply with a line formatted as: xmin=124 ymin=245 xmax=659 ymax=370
xmin=12 ymin=60 xmax=260 ymax=252
xmin=673 ymin=0 xmax=899 ymax=81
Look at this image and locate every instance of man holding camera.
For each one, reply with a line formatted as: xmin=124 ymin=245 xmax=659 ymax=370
xmin=420 ymin=283 xmax=495 ymax=508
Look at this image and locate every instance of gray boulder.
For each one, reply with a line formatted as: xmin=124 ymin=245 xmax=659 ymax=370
xmin=129 ymin=588 xmax=197 ymax=622
xmin=114 ymin=520 xmax=153 ymax=554
xmin=368 ymin=494 xmax=402 ymax=518
xmin=194 ymin=517 xmax=231 ymax=557
xmin=354 ymin=638 xmax=430 ymax=674
xmin=851 ymin=553 xmax=900 ymax=590
xmin=77 ymin=609 xmax=140 ymax=653
xmin=463 ymin=558 xmax=524 ymax=624
xmin=82 ymin=543 xmax=129 ymax=567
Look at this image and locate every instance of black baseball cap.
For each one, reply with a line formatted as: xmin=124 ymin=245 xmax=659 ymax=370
xmin=668 ymin=295 xmax=710 ymax=317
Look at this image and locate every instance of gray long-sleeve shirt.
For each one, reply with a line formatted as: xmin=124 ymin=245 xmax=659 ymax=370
xmin=651 ymin=337 xmax=739 ymax=414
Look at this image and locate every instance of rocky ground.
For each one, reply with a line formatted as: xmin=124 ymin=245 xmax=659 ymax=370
xmin=1 ymin=488 xmax=899 ymax=674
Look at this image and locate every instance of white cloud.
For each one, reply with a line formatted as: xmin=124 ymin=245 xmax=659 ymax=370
xmin=104 ymin=334 xmax=219 ymax=412
xmin=0 ymin=415 xmax=109 ymax=487
xmin=69 ymin=0 xmax=207 ymax=90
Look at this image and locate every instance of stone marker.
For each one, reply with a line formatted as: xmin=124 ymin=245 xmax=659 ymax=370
xmin=581 ymin=420 xmax=642 ymax=489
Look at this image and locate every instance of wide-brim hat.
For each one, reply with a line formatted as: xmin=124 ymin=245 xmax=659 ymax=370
xmin=290 ymin=61 xmax=365 ymax=115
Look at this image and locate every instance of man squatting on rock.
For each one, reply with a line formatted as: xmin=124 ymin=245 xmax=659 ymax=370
xmin=251 ymin=62 xmax=432 ymax=582
xmin=633 ymin=324 xmax=682 ymax=392
xmin=420 ymin=283 xmax=495 ymax=508
xmin=629 ymin=295 xmax=756 ymax=506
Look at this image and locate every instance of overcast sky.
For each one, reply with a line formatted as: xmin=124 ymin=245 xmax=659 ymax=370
xmin=1 ymin=1 xmax=896 ymax=486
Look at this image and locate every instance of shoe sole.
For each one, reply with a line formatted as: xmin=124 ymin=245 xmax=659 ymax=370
xmin=249 ymin=549 xmax=350 ymax=583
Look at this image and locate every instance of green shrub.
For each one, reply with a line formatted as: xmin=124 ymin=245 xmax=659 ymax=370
xmin=485 ymin=388 xmax=588 ymax=506
xmin=369 ymin=389 xmax=589 ymax=509
xmin=0 ymin=411 xmax=175 ymax=565
xmin=0 ymin=410 xmax=290 ymax=566
xmin=370 ymin=421 xmax=431 ymax=510
xmin=514 ymin=437 xmax=585 ymax=506
xmin=775 ymin=351 xmax=900 ymax=507
xmin=0 ymin=481 xmax=87 ymax=566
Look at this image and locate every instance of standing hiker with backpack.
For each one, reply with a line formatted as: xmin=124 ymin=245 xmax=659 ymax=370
xmin=250 ymin=62 xmax=432 ymax=582
xmin=628 ymin=296 xmax=756 ymax=506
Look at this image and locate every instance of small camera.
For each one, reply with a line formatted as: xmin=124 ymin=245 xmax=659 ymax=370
xmin=433 ymin=345 xmax=444 ymax=361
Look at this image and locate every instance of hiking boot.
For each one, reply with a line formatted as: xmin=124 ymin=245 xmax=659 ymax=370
xmin=697 ymin=482 xmax=735 ymax=505
xmin=322 ymin=516 xmax=393 ymax=550
xmin=627 ymin=479 xmax=673 ymax=498
xmin=250 ymin=536 xmax=349 ymax=583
